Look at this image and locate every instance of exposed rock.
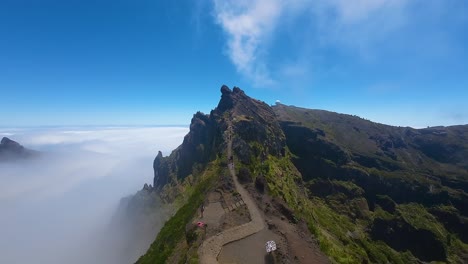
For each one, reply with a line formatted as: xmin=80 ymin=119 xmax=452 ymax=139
xmin=237 ymin=167 xmax=252 ymax=184
xmin=153 ymin=151 xmax=169 ymax=189
xmin=152 ymin=85 xmax=286 ymax=194
xmin=0 ymin=137 xmax=38 ymax=161
xmin=232 ymin=136 xmax=252 ymax=164
xmin=143 ymin=183 xmax=153 ymax=192
xmin=371 ymin=217 xmax=447 ymax=261
xmin=306 ymin=179 xmax=364 ymax=199
xmin=142 ymin=86 xmax=468 ymax=263
xmin=272 ymin=198 xmax=297 ymax=223
xmin=374 ymin=195 xmax=397 ymax=213
xmin=1 ymin=137 xmax=22 ymax=148
xmin=152 ymin=109 xmax=224 ymax=193
xmin=220 ymin=84 xmax=231 ymax=95
xmin=429 ymin=206 xmax=468 ymax=243
xmin=254 ymin=175 xmax=266 ymax=193
xmin=219 ymin=86 xmax=286 ymax=158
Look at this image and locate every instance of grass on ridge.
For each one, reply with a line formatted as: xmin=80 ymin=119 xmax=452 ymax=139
xmin=136 ymin=160 xmax=221 ymax=264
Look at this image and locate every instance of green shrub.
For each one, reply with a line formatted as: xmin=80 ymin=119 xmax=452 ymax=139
xmin=136 ymin=161 xmax=219 ymax=264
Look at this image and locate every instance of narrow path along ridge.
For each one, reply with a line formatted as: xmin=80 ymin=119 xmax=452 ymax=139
xmin=198 ymin=120 xmax=266 ymax=264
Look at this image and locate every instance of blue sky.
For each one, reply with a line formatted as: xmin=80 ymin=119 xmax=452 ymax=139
xmin=0 ymin=0 xmax=467 ymax=127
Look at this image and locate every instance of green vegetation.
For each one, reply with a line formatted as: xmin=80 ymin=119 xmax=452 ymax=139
xmin=398 ymin=203 xmax=447 ymax=241
xmin=138 ymin=89 xmax=468 ymax=263
xmin=246 ymin=151 xmax=419 ymax=263
xmin=271 ymin=104 xmax=468 ymax=263
xmin=136 ymin=160 xmax=221 ymax=264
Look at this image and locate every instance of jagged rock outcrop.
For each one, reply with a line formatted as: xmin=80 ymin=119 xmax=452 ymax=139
xmin=151 ymin=85 xmax=287 ymax=192
xmin=218 ymin=86 xmax=286 ymax=162
xmin=143 ymin=86 xmax=468 ymax=263
xmin=153 ymin=151 xmax=169 ymax=189
xmin=151 ymin=112 xmax=221 ymax=192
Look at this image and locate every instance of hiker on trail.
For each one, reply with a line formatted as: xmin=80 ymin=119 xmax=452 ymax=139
xmin=201 ymin=204 xmax=205 ymax=218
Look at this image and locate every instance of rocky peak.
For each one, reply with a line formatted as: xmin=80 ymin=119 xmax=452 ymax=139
xmin=216 ymin=85 xmax=287 ymax=160
xmin=220 ymin=84 xmax=231 ymax=95
xmin=218 ymin=86 xmax=234 ymax=112
xmin=232 ymin=86 xmax=244 ymax=94
xmin=152 ymin=104 xmax=223 ymax=191
xmin=190 ymin=112 xmax=210 ymax=131
xmin=151 ymin=85 xmax=287 ymax=191
xmin=1 ymin=137 xmax=23 ymax=149
xmin=142 ymin=183 xmax=153 ymax=192
xmin=154 ymin=151 xmax=163 ymax=161
xmin=216 ymin=85 xmax=265 ymax=116
xmin=217 ymin=85 xmax=254 ymax=113
xmin=153 ymin=151 xmax=165 ymax=188
xmin=0 ymin=137 xmax=37 ymax=161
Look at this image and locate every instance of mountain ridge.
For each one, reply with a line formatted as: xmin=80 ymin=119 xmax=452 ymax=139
xmin=0 ymin=137 xmax=38 ymax=161
xmin=137 ymin=85 xmax=468 ymax=263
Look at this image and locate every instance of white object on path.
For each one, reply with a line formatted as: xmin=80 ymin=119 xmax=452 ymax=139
xmin=265 ymin=240 xmax=277 ymax=253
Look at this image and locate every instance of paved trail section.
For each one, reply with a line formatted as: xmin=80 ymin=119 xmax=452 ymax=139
xmin=202 ymin=192 xmax=225 ymax=236
xmin=198 ymin=122 xmax=268 ymax=264
xmin=218 ymin=228 xmax=280 ymax=264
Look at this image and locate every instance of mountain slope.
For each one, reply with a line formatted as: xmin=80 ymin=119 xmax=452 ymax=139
xmin=137 ymin=86 xmax=468 ymax=263
xmin=0 ymin=137 xmax=38 ymax=161
xmin=274 ymin=104 xmax=468 ymax=262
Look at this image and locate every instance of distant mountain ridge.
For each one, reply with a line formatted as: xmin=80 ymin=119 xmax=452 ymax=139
xmin=273 ymin=104 xmax=468 ymax=261
xmin=274 ymin=104 xmax=468 ymax=194
xmin=138 ymin=86 xmax=468 ymax=263
xmin=0 ymin=137 xmax=38 ymax=161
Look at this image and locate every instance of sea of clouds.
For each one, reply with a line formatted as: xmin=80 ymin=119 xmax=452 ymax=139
xmin=0 ymin=126 xmax=188 ymax=264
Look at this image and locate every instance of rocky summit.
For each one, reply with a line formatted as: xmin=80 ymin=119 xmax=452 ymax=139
xmin=136 ymin=85 xmax=468 ymax=264
xmin=0 ymin=137 xmax=37 ymax=161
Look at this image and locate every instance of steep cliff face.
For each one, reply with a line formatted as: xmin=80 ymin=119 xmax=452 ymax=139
xmin=144 ymin=87 xmax=468 ymax=263
xmin=273 ymin=104 xmax=468 ymax=262
xmin=152 ymin=85 xmax=286 ymax=193
xmin=220 ymin=86 xmax=286 ymax=163
xmin=153 ymin=151 xmax=169 ymax=188
xmin=142 ymin=86 xmax=300 ymax=263
xmin=151 ymin=110 xmax=222 ymax=195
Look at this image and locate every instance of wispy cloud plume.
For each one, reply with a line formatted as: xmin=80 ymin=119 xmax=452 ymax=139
xmin=213 ymin=0 xmax=282 ymax=86
xmin=212 ymin=0 xmax=411 ymax=86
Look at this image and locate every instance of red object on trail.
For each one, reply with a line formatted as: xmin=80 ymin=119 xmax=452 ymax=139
xmin=197 ymin=221 xmax=205 ymax=227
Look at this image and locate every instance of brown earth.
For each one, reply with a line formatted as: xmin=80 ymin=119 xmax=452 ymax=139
xmin=197 ymin=120 xmax=329 ymax=264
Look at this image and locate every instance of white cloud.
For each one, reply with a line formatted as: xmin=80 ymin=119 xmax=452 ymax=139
xmin=212 ymin=0 xmax=411 ymax=86
xmin=0 ymin=126 xmax=188 ymax=264
xmin=0 ymin=126 xmax=188 ymax=200
xmin=213 ymin=0 xmax=282 ymax=86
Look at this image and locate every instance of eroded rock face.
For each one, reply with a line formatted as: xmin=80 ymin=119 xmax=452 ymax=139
xmin=218 ymin=86 xmax=286 ymax=159
xmin=153 ymin=151 xmax=169 ymax=189
xmin=220 ymin=84 xmax=231 ymax=95
xmin=280 ymin=122 xmax=349 ymax=181
xmin=429 ymin=206 xmax=468 ymax=243
xmin=371 ymin=217 xmax=447 ymax=262
xmin=175 ymin=111 xmax=217 ymax=179
xmin=152 ymin=110 xmax=222 ymax=190
xmin=152 ymin=85 xmax=287 ymax=191
xmin=147 ymin=85 xmax=468 ymax=262
xmin=272 ymin=104 xmax=468 ymax=261
xmin=274 ymin=105 xmax=468 ymax=211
